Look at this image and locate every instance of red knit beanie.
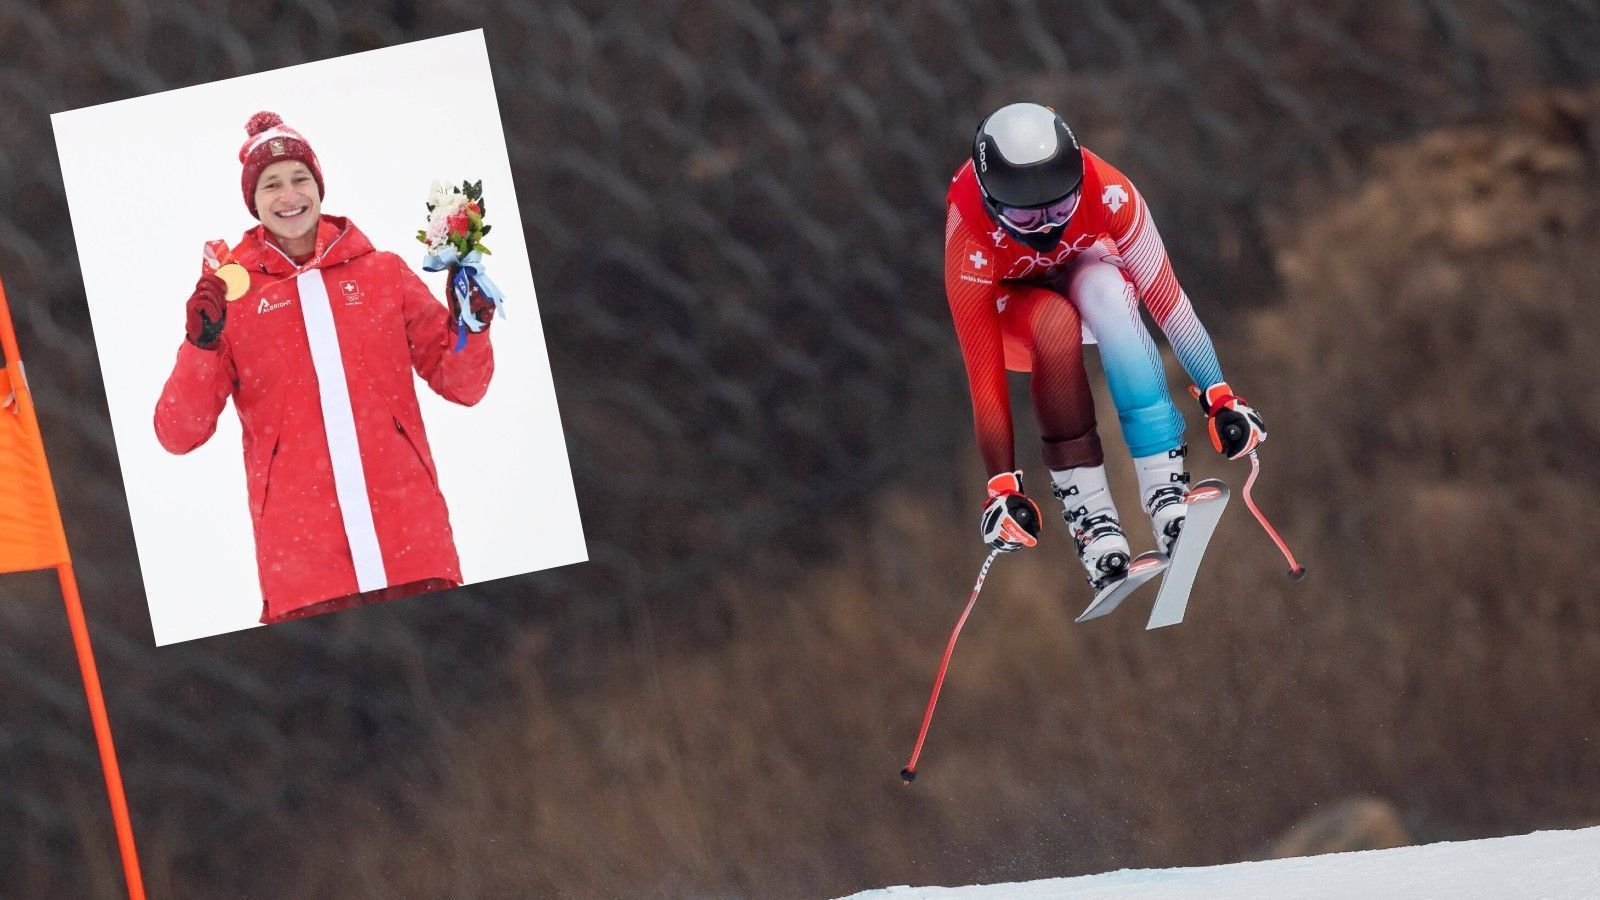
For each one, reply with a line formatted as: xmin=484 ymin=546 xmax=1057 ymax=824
xmin=239 ymin=111 xmax=325 ymax=218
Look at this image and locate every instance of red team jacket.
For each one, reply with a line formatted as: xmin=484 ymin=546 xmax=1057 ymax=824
xmin=155 ymin=216 xmax=494 ymax=622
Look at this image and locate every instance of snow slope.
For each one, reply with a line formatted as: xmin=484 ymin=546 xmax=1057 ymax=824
xmin=843 ymin=827 xmax=1600 ymax=899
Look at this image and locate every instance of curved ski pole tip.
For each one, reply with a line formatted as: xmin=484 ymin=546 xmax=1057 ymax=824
xmin=1244 ymin=451 xmax=1305 ymax=580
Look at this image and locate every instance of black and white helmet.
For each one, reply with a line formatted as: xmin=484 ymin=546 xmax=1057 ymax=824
xmin=971 ymin=103 xmax=1084 ymax=249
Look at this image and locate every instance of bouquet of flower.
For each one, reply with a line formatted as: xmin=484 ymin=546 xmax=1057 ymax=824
xmin=417 ymin=179 xmax=504 ymax=351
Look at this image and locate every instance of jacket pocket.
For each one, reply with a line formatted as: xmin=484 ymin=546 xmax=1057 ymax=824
xmin=392 ymin=416 xmax=440 ymax=490
xmin=249 ymin=435 xmax=281 ymax=522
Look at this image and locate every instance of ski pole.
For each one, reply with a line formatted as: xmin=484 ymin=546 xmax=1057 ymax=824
xmin=901 ymin=548 xmax=1002 ymax=783
xmin=1243 ymin=450 xmax=1306 ymax=580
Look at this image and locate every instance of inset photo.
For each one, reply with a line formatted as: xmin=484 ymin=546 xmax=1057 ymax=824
xmin=52 ymin=30 xmax=585 ymax=645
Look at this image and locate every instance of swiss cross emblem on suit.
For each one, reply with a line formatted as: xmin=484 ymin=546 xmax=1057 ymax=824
xmin=962 ymin=242 xmax=990 ymax=278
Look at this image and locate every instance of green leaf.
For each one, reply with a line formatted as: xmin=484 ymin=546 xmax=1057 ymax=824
xmin=480 ymin=224 xmax=492 ymax=236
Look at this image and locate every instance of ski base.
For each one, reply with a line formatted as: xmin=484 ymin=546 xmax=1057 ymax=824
xmin=1146 ymin=479 xmax=1230 ymax=630
xmin=1075 ymin=550 xmax=1168 ymax=623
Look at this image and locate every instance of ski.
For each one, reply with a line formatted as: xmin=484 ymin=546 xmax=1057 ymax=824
xmin=1075 ymin=550 xmax=1168 ymax=622
xmin=1146 ymin=479 xmax=1230 ymax=629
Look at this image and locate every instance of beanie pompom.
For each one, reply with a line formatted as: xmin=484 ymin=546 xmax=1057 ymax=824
xmin=246 ymin=111 xmax=283 ymax=136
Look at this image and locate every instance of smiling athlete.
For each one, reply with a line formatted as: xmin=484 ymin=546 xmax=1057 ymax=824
xmin=156 ymin=111 xmax=500 ymax=624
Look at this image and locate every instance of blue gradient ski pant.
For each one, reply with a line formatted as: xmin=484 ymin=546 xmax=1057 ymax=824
xmin=1048 ymin=257 xmax=1198 ymax=459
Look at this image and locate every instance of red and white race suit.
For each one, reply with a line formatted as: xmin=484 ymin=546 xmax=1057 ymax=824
xmin=944 ymin=148 xmax=1227 ymax=473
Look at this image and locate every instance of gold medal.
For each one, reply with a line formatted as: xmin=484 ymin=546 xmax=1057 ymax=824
xmin=216 ymin=263 xmax=251 ymax=302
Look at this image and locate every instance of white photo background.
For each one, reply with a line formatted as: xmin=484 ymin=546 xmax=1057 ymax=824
xmin=52 ymin=30 xmax=586 ymax=645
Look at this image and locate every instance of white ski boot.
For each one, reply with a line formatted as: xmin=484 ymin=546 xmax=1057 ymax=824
xmin=1135 ymin=444 xmax=1191 ymax=556
xmin=1050 ymin=464 xmax=1131 ymax=594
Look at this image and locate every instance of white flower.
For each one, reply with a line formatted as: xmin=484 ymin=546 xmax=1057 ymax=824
xmin=428 ymin=180 xmax=452 ymax=211
xmin=441 ymin=195 xmax=468 ymax=216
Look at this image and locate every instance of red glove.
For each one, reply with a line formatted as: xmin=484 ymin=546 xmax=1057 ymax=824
xmin=980 ymin=471 xmax=1042 ymax=552
xmin=185 ymin=273 xmax=228 ymax=349
xmin=1193 ymin=382 xmax=1267 ymax=459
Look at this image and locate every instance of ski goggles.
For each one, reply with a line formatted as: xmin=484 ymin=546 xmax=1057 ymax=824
xmin=995 ymin=188 xmax=1082 ymax=233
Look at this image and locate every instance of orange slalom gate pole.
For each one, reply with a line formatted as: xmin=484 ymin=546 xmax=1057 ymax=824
xmin=56 ymin=562 xmax=147 ymax=900
xmin=0 ymin=274 xmax=147 ymax=900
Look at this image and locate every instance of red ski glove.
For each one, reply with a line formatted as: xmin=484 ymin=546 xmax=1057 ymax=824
xmin=185 ymin=272 xmax=228 ymax=349
xmin=1193 ymin=382 xmax=1267 ymax=459
xmin=980 ymin=471 xmax=1041 ymax=552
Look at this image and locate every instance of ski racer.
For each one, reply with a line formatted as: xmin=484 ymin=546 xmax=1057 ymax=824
xmin=946 ymin=102 xmax=1266 ymax=596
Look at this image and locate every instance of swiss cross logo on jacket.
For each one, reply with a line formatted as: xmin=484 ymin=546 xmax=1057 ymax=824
xmin=959 ymin=241 xmax=992 ymax=284
xmin=339 ymin=279 xmax=363 ymax=305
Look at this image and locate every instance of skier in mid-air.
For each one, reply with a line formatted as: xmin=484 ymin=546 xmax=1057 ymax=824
xmin=946 ymin=102 xmax=1267 ymax=604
